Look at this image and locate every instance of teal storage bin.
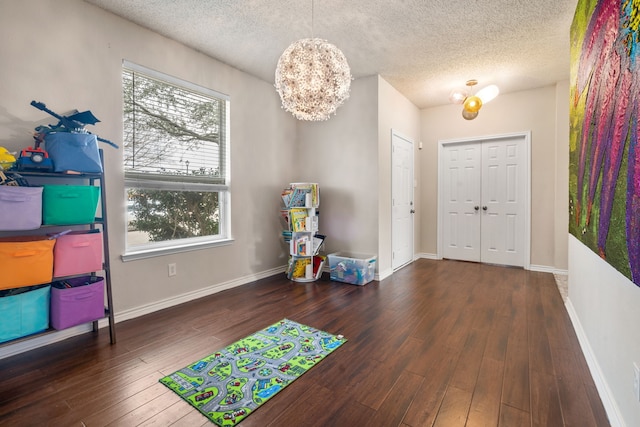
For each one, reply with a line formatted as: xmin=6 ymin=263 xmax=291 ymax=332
xmin=42 ymin=185 xmax=100 ymax=225
xmin=0 ymin=285 xmax=50 ymax=343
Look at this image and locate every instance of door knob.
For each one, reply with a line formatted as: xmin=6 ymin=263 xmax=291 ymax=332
xmin=474 ymin=206 xmax=479 ymax=211
xmin=410 ymin=209 xmax=415 ymax=214
xmin=482 ymin=206 xmax=488 ymax=211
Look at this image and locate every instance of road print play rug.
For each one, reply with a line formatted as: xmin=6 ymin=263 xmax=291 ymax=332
xmin=159 ymin=319 xmax=347 ymax=426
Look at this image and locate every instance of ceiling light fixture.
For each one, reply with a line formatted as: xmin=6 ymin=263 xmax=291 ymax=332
xmin=449 ymin=79 xmax=499 ymax=120
xmin=274 ymin=0 xmax=352 ymax=121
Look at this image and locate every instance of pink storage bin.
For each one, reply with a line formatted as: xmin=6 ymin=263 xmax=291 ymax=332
xmin=50 ymin=276 xmax=104 ymax=330
xmin=53 ymin=231 xmax=102 ymax=278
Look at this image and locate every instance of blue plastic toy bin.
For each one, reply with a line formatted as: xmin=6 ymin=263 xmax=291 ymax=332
xmin=328 ymin=252 xmax=377 ymax=285
xmin=0 ymin=285 xmax=50 ymax=343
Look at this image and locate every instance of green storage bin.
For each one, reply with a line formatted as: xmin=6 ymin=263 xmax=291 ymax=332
xmin=42 ymin=185 xmax=100 ymax=225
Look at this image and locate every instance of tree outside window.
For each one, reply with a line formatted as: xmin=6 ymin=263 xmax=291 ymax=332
xmin=122 ymin=62 xmax=230 ymax=252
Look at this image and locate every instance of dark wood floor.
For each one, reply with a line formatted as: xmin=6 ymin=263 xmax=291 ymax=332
xmin=0 ymin=259 xmax=609 ymax=426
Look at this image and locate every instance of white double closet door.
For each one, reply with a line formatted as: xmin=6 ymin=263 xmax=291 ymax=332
xmin=441 ymin=134 xmax=529 ymax=267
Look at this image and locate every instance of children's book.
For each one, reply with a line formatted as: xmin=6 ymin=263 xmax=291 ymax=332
xmin=312 ymin=255 xmax=326 ymax=279
xmin=289 ymin=208 xmax=308 ymax=232
xmin=282 ymin=183 xmax=318 ymax=208
xmin=289 ymin=257 xmax=311 ymax=279
xmin=312 ymin=234 xmax=325 ymax=255
xmin=290 ymin=183 xmax=319 ymax=207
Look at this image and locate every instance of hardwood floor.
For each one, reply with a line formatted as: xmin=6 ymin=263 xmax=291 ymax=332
xmin=0 ymin=259 xmax=609 ymax=426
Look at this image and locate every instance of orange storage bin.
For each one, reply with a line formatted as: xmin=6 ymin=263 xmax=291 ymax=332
xmin=0 ymin=236 xmax=55 ymax=290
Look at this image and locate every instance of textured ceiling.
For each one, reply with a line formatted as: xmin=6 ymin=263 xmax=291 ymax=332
xmin=86 ymin=0 xmax=578 ymax=109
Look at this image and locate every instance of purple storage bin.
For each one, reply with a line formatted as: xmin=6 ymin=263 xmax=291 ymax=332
xmin=0 ymin=186 xmax=42 ymax=230
xmin=50 ymin=276 xmax=104 ymax=330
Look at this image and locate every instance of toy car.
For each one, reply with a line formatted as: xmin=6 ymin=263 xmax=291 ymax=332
xmin=16 ymin=147 xmax=54 ymax=171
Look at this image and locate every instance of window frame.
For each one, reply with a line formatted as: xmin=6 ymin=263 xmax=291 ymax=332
xmin=121 ymin=61 xmax=232 ymax=262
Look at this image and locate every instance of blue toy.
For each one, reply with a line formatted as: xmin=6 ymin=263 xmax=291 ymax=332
xmin=30 ymin=100 xmax=118 ymax=149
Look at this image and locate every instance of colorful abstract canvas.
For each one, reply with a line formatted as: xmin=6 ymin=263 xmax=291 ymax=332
xmin=569 ymin=0 xmax=640 ymax=286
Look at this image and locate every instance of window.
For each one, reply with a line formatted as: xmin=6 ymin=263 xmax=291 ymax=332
xmin=122 ymin=61 xmax=230 ymax=259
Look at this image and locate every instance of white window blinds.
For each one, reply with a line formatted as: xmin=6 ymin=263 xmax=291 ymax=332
xmin=123 ymin=62 xmax=229 ymax=190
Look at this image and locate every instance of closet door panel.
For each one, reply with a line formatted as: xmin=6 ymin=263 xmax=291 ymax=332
xmin=442 ymin=143 xmax=481 ymax=262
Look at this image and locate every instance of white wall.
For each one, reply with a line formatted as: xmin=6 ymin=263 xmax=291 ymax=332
xmin=0 ymin=0 xmax=297 ymax=319
xmin=296 ymin=76 xmax=379 ymax=258
xmin=377 ymin=77 xmax=421 ymax=277
xmin=420 ymin=83 xmax=566 ymax=270
xmin=555 ymin=82 xmax=570 ymax=270
xmin=568 ymin=236 xmax=640 ymax=427
xmin=296 ymin=75 xmax=421 ymax=278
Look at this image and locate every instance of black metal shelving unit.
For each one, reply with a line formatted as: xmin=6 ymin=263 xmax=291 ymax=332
xmin=0 ymin=151 xmax=116 ymax=345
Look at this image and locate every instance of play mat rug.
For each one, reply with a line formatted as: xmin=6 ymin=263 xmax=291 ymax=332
xmin=159 ymin=318 xmax=347 ymax=426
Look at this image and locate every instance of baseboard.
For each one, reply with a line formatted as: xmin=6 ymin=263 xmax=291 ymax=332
xmin=113 ymin=266 xmax=284 ymax=324
xmin=377 ymin=267 xmax=393 ymax=281
xmin=0 ymin=265 xmax=285 ymax=360
xmin=565 ymin=298 xmax=625 ymax=427
xmin=0 ymin=324 xmax=94 ymax=360
xmin=416 ymin=252 xmax=439 ymax=260
xmin=528 ymin=264 xmax=568 ymax=275
xmin=414 ymin=257 xmax=567 ymax=275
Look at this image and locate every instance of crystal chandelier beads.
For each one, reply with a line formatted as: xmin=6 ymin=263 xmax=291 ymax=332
xmin=275 ymin=37 xmax=352 ymax=121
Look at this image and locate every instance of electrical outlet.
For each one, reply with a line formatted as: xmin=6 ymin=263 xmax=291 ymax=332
xmin=168 ymin=263 xmax=177 ymax=277
xmin=634 ymin=363 xmax=640 ymax=402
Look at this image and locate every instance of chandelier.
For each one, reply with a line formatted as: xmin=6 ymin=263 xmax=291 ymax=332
xmin=274 ymin=3 xmax=352 ymax=121
xmin=449 ymin=79 xmax=499 ymax=120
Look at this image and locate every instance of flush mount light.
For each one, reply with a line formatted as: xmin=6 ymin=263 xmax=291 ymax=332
xmin=450 ymin=79 xmax=499 ymax=120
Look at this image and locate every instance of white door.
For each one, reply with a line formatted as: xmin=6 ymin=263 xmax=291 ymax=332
xmin=440 ymin=134 xmax=529 ymax=267
xmin=481 ymin=138 xmax=527 ymax=267
xmin=392 ymin=130 xmax=414 ymax=270
xmin=442 ymin=142 xmax=482 ymax=262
